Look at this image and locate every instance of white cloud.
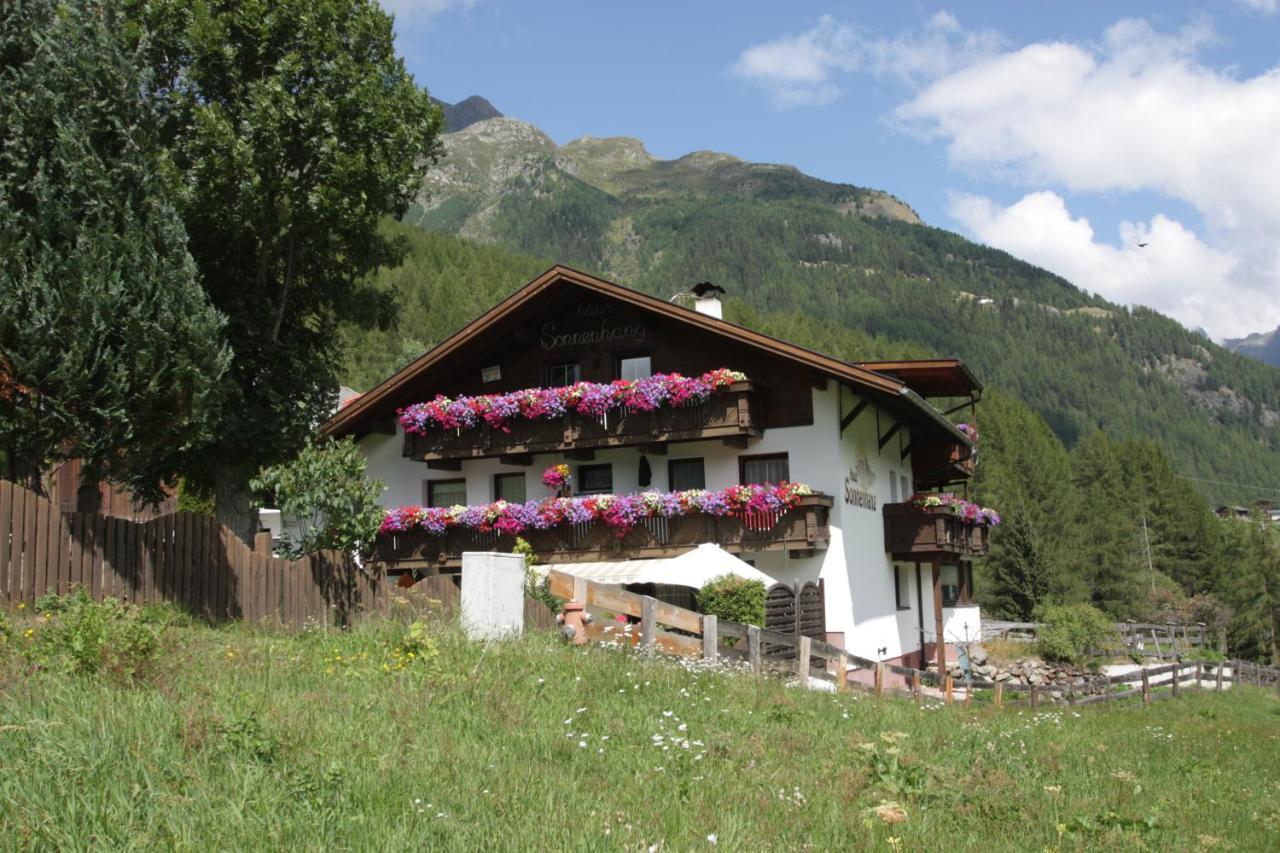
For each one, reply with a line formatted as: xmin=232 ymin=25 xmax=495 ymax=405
xmin=732 ymin=13 xmax=1001 ymax=108
xmin=947 ymin=191 xmax=1264 ymax=337
xmin=896 ymin=17 xmax=1280 ymax=337
xmin=1237 ymin=0 xmax=1278 ymax=14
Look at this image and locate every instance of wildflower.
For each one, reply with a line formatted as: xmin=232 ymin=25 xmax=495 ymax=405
xmin=24 ymin=628 xmax=34 ymax=639
xmin=1043 ymin=785 xmax=1062 ymax=795
xmin=17 ymin=602 xmax=24 ymax=610
xmin=707 ymin=834 xmax=718 ymax=845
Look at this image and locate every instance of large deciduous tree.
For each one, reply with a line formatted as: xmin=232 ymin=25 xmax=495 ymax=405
xmin=0 ymin=0 xmax=229 ymax=503
xmin=127 ymin=0 xmax=444 ymax=539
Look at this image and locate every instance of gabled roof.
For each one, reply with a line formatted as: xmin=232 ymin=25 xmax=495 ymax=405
xmin=323 ymin=265 xmax=973 ymax=445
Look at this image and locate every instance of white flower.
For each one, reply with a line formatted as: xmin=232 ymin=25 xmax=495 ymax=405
xmin=578 ymin=741 xmax=587 ymax=748
xmin=707 ymin=834 xmax=718 ymax=845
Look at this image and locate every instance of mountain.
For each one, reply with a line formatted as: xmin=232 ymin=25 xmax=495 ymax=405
xmin=1225 ymin=326 xmax=1280 ymax=367
xmin=364 ymin=115 xmax=1280 ymax=506
xmin=430 ymin=95 xmax=502 ymax=133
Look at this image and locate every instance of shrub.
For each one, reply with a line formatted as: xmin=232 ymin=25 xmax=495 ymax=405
xmin=514 ymin=537 xmax=563 ymax=614
xmin=697 ymin=575 xmax=766 ymax=627
xmin=1034 ymin=603 xmax=1118 ymax=667
xmin=25 ymin=589 xmax=161 ymax=682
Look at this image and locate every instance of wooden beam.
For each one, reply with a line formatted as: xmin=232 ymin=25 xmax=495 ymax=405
xmin=931 ymin=558 xmax=945 ymax=676
xmin=638 ymin=442 xmax=667 ymax=456
xmin=426 ymin=459 xmax=462 ymax=471
xmin=564 ymin=449 xmax=595 ymax=460
xmin=878 ymin=422 xmax=901 ymax=450
xmin=498 ymin=453 xmax=533 ymax=466
xmin=899 ymin=442 xmax=912 ymax=461
xmin=722 ymin=436 xmax=749 ymax=449
xmin=840 ymin=399 xmax=869 ymax=435
xmin=811 ymin=374 xmax=828 ymax=391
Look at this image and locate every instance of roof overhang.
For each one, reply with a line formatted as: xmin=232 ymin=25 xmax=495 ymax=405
xmin=324 ymin=265 xmax=974 ymax=448
xmin=855 ymin=359 xmax=983 ymax=398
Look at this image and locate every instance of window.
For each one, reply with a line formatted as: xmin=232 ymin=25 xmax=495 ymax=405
xmin=900 ymin=474 xmax=910 ymax=501
xmin=894 ymin=565 xmax=911 ymax=610
xmin=940 ymin=564 xmax=962 ymax=607
xmin=668 ymin=458 xmax=706 ymax=491
xmin=739 ymin=453 xmax=789 ymax=485
xmin=577 ymin=464 xmax=612 ymax=495
xmin=426 ymin=478 xmax=466 ymax=508
xmin=493 ymin=472 xmax=526 ymax=503
xmin=616 ymin=354 xmax=652 ymax=381
xmin=890 ymin=469 xmax=899 ymax=503
xmin=546 ymin=361 xmax=581 ymax=387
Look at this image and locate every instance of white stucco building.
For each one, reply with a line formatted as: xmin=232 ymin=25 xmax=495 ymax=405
xmin=325 ymin=266 xmax=990 ymax=671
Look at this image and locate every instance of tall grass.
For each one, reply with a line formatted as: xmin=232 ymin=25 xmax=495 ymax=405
xmin=1 ymin=605 xmax=1277 ymax=850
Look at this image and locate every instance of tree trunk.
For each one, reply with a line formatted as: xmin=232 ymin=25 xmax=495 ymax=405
xmin=214 ymin=469 xmax=257 ymax=545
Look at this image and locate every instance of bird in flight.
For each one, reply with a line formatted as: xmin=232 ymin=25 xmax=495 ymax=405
xmin=1136 ymin=242 xmax=1149 ymax=248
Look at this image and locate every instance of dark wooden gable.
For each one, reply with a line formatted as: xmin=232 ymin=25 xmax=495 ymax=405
xmin=376 ymin=281 xmax=817 ymax=429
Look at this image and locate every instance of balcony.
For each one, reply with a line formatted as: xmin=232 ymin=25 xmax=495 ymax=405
xmin=910 ymin=440 xmax=976 ymax=490
xmin=403 ymin=382 xmax=763 ymax=462
xmin=369 ymin=493 xmax=832 ymax=570
xmin=882 ymin=502 xmax=991 ymax=560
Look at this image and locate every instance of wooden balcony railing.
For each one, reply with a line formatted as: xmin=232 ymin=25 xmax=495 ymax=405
xmin=369 ymin=493 xmax=832 ymax=570
xmin=911 ymin=440 xmax=976 ymax=491
xmin=403 ymin=382 xmax=763 ymax=462
xmin=882 ymin=502 xmax=991 ymax=559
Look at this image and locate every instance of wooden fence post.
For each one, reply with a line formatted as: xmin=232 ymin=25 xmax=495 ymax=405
xmin=1215 ymin=662 xmax=1224 ymax=692
xmin=837 ymin=653 xmax=848 ymax=693
xmin=1067 ymin=681 xmax=1076 ymax=707
xmin=640 ymin=596 xmax=656 ymax=650
xmin=993 ymin=680 xmax=1003 ymax=709
xmin=1141 ymin=667 xmax=1151 ymax=705
xmin=1030 ymin=684 xmax=1039 ymax=708
xmin=1170 ymin=661 xmax=1180 ymax=698
xmin=874 ymin=662 xmax=885 ymax=698
xmin=747 ymin=626 xmax=761 ymax=674
xmin=797 ymin=636 xmax=811 ymax=681
xmin=944 ymin=675 xmax=954 ymax=705
xmin=1195 ymin=662 xmax=1203 ymax=692
xmin=701 ymin=614 xmax=717 ymax=662
xmin=911 ymin=671 xmax=922 ymax=706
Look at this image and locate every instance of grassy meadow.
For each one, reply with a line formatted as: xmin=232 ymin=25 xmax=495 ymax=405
xmin=1 ymin=599 xmax=1278 ymax=851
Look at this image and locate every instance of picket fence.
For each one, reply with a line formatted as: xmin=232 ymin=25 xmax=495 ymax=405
xmin=0 ymin=480 xmax=383 ymax=627
xmin=547 ymin=570 xmax=1280 ymax=708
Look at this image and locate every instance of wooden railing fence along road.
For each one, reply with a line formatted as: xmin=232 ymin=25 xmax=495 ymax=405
xmin=0 ymin=480 xmax=382 ymax=627
xmin=984 ymin=620 xmax=1217 ymax=660
xmin=547 ymin=570 xmax=1280 ymax=708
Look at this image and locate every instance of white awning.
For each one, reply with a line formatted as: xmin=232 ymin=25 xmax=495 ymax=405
xmin=540 ymin=543 xmax=776 ymax=588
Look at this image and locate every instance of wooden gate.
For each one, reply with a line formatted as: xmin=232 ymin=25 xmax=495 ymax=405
xmin=763 ymin=579 xmax=825 ymax=661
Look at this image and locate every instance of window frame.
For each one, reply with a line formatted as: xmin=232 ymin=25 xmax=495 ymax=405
xmin=492 ymin=472 xmax=527 ymax=504
xmin=425 ymin=478 xmax=467 ymax=508
xmin=894 ymin=565 xmax=911 ymax=611
xmin=667 ymin=457 xmax=706 ymax=491
xmin=544 ymin=360 xmax=582 ymax=388
xmin=576 ymin=463 xmax=613 ymax=495
xmin=614 ymin=351 xmax=653 ymax=382
xmin=940 ymin=563 xmax=963 ymax=607
xmin=738 ymin=453 xmax=790 ymax=486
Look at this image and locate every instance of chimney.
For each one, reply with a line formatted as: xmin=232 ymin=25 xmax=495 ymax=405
xmin=690 ymin=281 xmax=725 ymax=319
xmin=694 ymin=296 xmax=722 ymax=319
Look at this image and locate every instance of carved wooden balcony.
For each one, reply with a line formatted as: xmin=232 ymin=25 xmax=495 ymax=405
xmin=882 ymin=502 xmax=991 ymax=560
xmin=910 ymin=440 xmax=977 ymax=490
xmin=369 ymin=493 xmax=832 ymax=570
xmin=402 ymin=382 xmax=763 ymax=462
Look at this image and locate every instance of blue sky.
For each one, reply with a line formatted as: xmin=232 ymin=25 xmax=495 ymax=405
xmin=385 ymin=1 xmax=1280 ymax=341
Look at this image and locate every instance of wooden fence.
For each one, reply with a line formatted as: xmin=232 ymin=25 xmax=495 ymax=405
xmin=0 ymin=480 xmax=382 ymax=627
xmin=547 ymin=570 xmax=1280 ymax=708
xmin=983 ymin=619 xmax=1216 ymax=660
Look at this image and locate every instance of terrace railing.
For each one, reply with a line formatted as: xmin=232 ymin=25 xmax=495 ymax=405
xmin=882 ymin=502 xmax=991 ymax=559
xmin=368 ymin=493 xmax=833 ymax=570
xmin=403 ymin=381 xmax=763 ymax=461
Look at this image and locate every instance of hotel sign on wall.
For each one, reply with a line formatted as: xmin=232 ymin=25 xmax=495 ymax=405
xmin=843 ymin=447 xmax=878 ymax=511
xmin=540 ymin=301 xmax=647 ymax=350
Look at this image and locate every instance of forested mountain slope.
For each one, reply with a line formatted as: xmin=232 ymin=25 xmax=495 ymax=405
xmin=374 ymin=116 xmax=1280 ymax=506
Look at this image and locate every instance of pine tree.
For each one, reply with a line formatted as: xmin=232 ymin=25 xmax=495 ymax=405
xmin=0 ymin=0 xmax=229 ymax=503
xmin=985 ymin=505 xmax=1050 ymax=620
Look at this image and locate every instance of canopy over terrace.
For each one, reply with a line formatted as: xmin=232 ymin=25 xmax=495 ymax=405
xmin=537 ymin=543 xmax=776 ymax=589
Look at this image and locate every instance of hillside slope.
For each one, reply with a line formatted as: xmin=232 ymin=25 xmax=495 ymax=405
xmin=395 ymin=116 xmax=1280 ymax=505
xmin=1226 ymin=325 xmax=1280 ymax=367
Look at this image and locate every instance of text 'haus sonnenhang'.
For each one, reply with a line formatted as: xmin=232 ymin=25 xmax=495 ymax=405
xmin=324 ymin=266 xmax=993 ymax=672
